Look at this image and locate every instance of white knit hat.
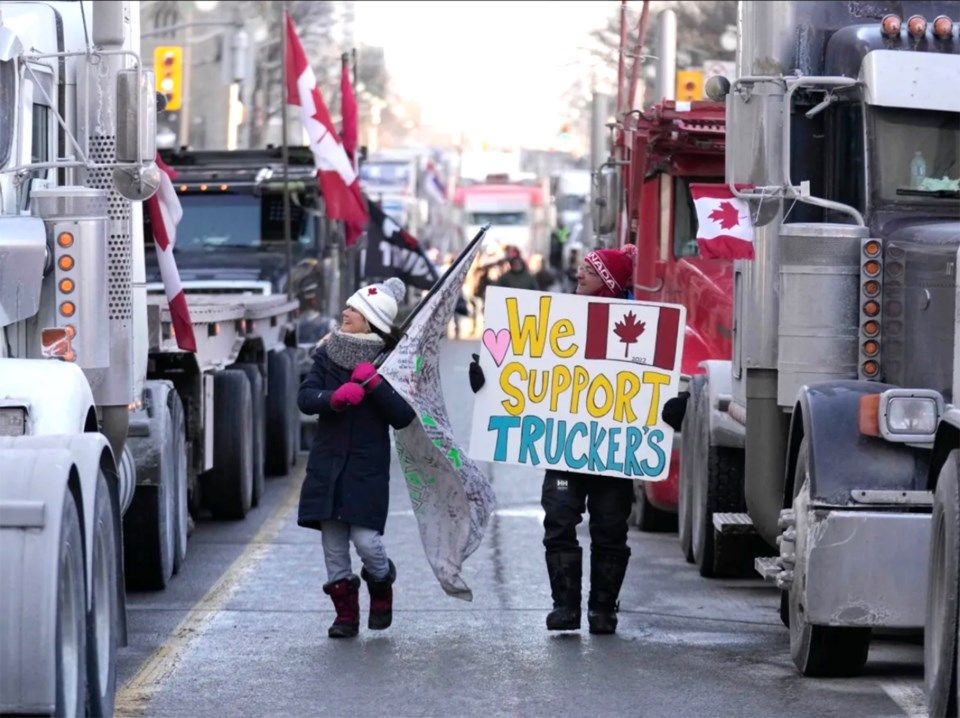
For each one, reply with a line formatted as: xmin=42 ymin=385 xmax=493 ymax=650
xmin=346 ymin=277 xmax=405 ymax=333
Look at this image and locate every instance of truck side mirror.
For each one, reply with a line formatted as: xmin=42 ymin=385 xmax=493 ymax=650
xmin=113 ymin=69 xmax=160 ymax=200
xmin=592 ymin=163 xmax=620 ymax=235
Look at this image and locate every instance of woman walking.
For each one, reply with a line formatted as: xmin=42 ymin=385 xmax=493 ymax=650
xmin=297 ymin=277 xmax=415 ymax=638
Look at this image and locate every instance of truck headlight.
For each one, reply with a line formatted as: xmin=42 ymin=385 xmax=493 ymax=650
xmin=0 ymin=405 xmax=28 ymax=437
xmin=879 ymin=389 xmax=943 ymax=443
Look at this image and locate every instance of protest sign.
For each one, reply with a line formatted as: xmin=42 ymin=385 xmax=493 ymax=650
xmin=468 ymin=287 xmax=686 ymax=481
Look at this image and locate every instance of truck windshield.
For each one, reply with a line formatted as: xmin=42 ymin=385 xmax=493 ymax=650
xmin=360 ymin=162 xmax=411 ymax=188
xmin=176 ymin=194 xmax=262 ymax=249
xmin=870 ymin=106 xmax=959 ymax=204
xmin=0 ymin=61 xmax=13 ymax=168
xmin=467 ymin=211 xmax=528 ymax=226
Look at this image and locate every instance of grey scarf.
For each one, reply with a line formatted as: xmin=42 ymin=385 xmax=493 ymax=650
xmin=319 ymin=329 xmax=384 ymax=370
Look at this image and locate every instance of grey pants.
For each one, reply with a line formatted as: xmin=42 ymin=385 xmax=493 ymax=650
xmin=321 ymin=520 xmax=390 ymax=582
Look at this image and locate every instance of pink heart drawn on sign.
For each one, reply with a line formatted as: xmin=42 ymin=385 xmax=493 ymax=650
xmin=482 ymin=328 xmax=511 ymax=367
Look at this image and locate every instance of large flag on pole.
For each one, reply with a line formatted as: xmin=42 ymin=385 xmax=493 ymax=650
xmin=285 ymin=13 xmax=367 ymax=246
xmin=362 ymin=199 xmax=440 ymax=290
xmin=340 ymin=54 xmax=358 ymax=168
xmin=145 ymin=154 xmax=197 ymax=352
xmin=378 ymin=227 xmax=495 ymax=600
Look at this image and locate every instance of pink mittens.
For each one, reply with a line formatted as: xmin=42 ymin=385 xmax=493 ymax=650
xmin=351 ymin=362 xmax=382 ymax=391
xmin=331 ymin=382 xmax=365 ymax=410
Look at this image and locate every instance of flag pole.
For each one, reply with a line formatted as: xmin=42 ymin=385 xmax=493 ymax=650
xmin=281 ymin=3 xmax=294 ymax=301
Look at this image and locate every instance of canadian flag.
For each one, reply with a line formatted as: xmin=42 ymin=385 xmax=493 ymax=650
xmin=690 ymin=183 xmax=755 ymax=260
xmin=584 ymin=302 xmax=682 ymax=370
xmin=285 ymin=14 xmax=368 ymax=246
xmin=145 ymin=155 xmax=197 ymax=353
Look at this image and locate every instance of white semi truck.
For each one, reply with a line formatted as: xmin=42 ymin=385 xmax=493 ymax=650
xmin=0 ymin=2 xmax=301 ymax=714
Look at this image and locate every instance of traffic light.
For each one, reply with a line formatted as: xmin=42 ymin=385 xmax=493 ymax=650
xmin=154 ymin=46 xmax=183 ymax=111
xmin=676 ymin=70 xmax=704 ymax=102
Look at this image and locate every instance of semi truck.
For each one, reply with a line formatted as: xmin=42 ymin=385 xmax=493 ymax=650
xmin=668 ymin=0 xmax=959 ymax=678
xmin=0 ymin=2 xmax=302 ymax=714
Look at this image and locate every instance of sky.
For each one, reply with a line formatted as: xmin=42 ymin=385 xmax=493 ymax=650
xmin=355 ymin=1 xmax=616 ymax=151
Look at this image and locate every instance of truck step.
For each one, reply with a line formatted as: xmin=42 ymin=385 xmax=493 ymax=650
xmin=712 ymin=512 xmax=776 ymax=578
xmin=712 ymin=512 xmax=755 ymax=535
xmin=754 ymin=556 xmax=780 ymax=583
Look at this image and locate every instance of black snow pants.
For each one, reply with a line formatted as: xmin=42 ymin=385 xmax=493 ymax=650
xmin=541 ymin=470 xmax=633 ymax=560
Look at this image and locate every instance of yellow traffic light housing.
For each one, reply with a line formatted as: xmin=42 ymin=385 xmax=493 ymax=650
xmin=154 ymin=46 xmax=183 ymax=111
xmin=676 ymin=70 xmax=704 ymax=102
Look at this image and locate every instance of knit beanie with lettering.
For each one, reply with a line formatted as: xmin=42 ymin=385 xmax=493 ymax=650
xmin=584 ymin=244 xmax=637 ymax=297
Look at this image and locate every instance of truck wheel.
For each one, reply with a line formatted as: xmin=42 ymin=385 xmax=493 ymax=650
xmin=236 ymin=364 xmax=266 ymax=507
xmin=168 ymin=391 xmax=189 ymax=574
xmin=56 ymin=491 xmax=87 ymax=718
xmin=86 ymin=472 xmax=119 ymax=717
xmin=926 ymin=450 xmax=960 ymax=718
xmin=789 ymin=439 xmax=871 ymax=676
xmin=205 ymin=369 xmax=254 ymax=519
xmin=284 ymin=347 xmax=301 ymax=465
xmin=633 ymin=481 xmax=677 ymax=532
xmin=124 ymin=391 xmax=177 ymax=590
xmin=678 ymin=376 xmax=706 ymax=563
xmin=265 ymin=350 xmax=294 ymax=476
xmin=691 ymin=376 xmax=745 ymax=577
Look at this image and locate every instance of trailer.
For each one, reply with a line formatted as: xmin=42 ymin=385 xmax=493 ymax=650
xmin=673 ymin=1 xmax=960 ymax=677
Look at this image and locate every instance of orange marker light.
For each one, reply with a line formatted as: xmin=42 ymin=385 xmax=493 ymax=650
xmin=864 ymin=260 xmax=881 ymax=277
xmin=863 ymin=300 xmax=880 ymax=317
xmin=859 ymin=393 xmax=881 ymax=435
xmin=863 ymin=340 xmax=879 ymax=357
xmin=59 ymin=278 xmax=75 ymax=294
xmin=881 ymin=14 xmax=902 ymax=37
xmin=180 ymin=184 xmax=188 ymax=192
xmin=220 ymin=184 xmax=229 ymax=191
xmin=200 ymin=184 xmax=209 ymax=192
xmin=58 ymin=255 xmax=75 ymax=271
xmin=933 ymin=15 xmax=954 ymax=39
xmin=57 ymin=232 xmax=74 ymax=248
xmin=907 ymin=15 xmax=927 ymax=38
xmin=864 ymin=240 xmax=881 ymax=257
xmin=863 ymin=320 xmax=880 ymax=337
xmin=863 ymin=280 xmax=881 ymax=297
xmin=60 ymin=301 xmax=76 ymax=317
xmin=862 ymin=360 xmax=879 ymax=377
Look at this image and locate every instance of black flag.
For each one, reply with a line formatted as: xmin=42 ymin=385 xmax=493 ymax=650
xmin=362 ymin=200 xmax=440 ymax=290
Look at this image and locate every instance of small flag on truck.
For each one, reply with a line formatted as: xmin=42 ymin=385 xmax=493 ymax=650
xmin=146 ymin=155 xmax=197 ymax=352
xmin=690 ymin=183 xmax=755 ymax=260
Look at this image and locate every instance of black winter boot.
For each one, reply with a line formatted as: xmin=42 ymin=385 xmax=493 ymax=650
xmin=324 ymin=576 xmax=361 ymax=638
xmin=588 ymin=552 xmax=629 ymax=635
xmin=361 ymin=560 xmax=396 ymax=630
xmin=545 ymin=550 xmax=582 ymax=631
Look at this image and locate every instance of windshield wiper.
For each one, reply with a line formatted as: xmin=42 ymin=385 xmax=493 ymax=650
xmin=896 ymin=188 xmax=960 ymax=199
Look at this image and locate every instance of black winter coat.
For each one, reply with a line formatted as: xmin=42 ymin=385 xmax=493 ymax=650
xmin=297 ymin=348 xmax=416 ymax=534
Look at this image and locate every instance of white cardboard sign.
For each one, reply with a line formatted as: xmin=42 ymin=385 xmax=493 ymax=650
xmin=468 ymin=287 xmax=686 ymax=480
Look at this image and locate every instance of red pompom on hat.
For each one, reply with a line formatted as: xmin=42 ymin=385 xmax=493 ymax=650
xmin=584 ymin=244 xmax=637 ymax=297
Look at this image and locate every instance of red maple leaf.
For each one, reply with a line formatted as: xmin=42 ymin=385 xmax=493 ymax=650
xmin=708 ymin=201 xmax=741 ymax=230
xmin=613 ymin=311 xmax=646 ymax=358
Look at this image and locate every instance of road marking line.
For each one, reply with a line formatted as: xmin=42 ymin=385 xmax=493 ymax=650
xmin=879 ymin=678 xmax=927 ymax=717
xmin=114 ymin=476 xmax=302 ymax=717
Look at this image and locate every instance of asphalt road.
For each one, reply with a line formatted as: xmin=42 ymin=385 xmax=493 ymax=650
xmin=115 ymin=339 xmax=926 ymax=717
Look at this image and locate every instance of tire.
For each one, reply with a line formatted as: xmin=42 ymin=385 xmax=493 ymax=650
xmin=56 ymin=492 xmax=87 ymax=718
xmin=86 ymin=473 xmax=119 ymax=717
xmin=265 ymin=350 xmax=294 ymax=477
xmin=634 ymin=481 xmax=678 ymax=532
xmin=789 ymin=439 xmax=871 ymax=677
xmin=124 ymin=392 xmax=176 ymax=591
xmin=236 ymin=364 xmax=266 ymax=508
xmin=691 ymin=377 xmax=746 ymax=577
xmin=926 ymin=450 xmax=960 ymax=718
xmin=204 ymin=369 xmax=254 ymax=520
xmin=678 ymin=376 xmax=706 ymax=563
xmin=283 ymin=347 xmax=301 ymax=465
xmin=168 ymin=391 xmax=189 ymax=574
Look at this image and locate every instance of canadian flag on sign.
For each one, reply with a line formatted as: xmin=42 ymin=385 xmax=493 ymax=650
xmin=689 ymin=183 xmax=755 ymax=260
xmin=584 ymin=302 xmax=682 ymax=370
xmin=285 ymin=13 xmax=367 ymax=245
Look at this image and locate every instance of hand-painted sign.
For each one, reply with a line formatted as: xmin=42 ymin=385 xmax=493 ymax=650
xmin=468 ymin=287 xmax=686 ymax=481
